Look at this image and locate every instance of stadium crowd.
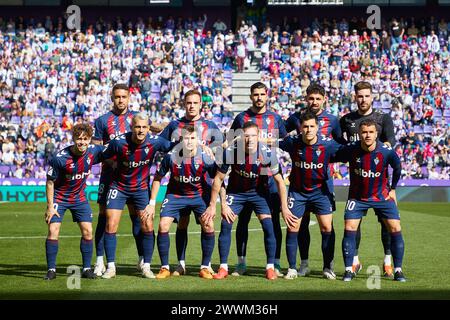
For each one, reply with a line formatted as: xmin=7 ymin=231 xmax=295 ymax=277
xmin=0 ymin=14 xmax=448 ymax=181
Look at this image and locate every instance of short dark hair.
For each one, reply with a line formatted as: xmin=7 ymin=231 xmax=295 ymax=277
xmin=72 ymin=123 xmax=93 ymax=139
xmin=354 ymin=81 xmax=372 ymax=93
xmin=359 ymin=119 xmax=377 ymax=130
xmin=112 ymin=83 xmax=130 ymax=95
xmin=300 ymin=111 xmax=318 ymax=124
xmin=182 ymin=124 xmax=196 ymax=135
xmin=242 ymin=121 xmax=259 ymax=131
xmin=306 ymin=83 xmax=325 ymax=97
xmin=250 ymin=82 xmax=267 ymax=94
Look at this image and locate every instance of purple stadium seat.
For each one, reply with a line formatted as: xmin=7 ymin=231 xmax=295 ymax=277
xmin=444 ymin=109 xmax=450 ymax=117
xmin=373 ymin=101 xmax=382 ymax=109
xmin=434 ymin=109 xmax=442 ymax=118
xmin=423 ymin=125 xmax=432 ymax=134
xmin=222 ymin=116 xmax=232 ymax=125
xmin=413 ymin=125 xmax=424 ymax=134
xmin=11 ymin=116 xmax=20 ymax=124
xmin=0 ymin=165 xmax=11 ymax=177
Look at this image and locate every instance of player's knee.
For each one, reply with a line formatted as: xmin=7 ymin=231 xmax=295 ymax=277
xmin=105 ymin=221 xmax=118 ymax=233
xmin=48 ymin=223 xmax=61 ymax=239
xmin=158 ymin=220 xmax=171 ymax=233
xmin=202 ymin=221 xmax=214 ymax=233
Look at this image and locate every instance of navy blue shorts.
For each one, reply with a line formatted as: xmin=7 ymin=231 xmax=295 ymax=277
xmin=50 ymin=201 xmax=93 ymax=223
xmin=288 ymin=188 xmax=334 ymax=219
xmin=226 ymin=191 xmax=272 ymax=216
xmin=106 ymin=187 xmax=149 ymax=211
xmin=160 ymin=194 xmax=210 ymax=223
xmin=344 ymin=199 xmax=400 ymax=220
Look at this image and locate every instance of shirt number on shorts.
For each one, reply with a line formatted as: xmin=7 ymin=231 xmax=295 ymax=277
xmin=108 ymin=189 xmax=118 ymax=200
xmin=225 ymin=195 xmax=234 ymax=206
xmin=161 ymin=198 xmax=169 ymax=208
xmin=288 ymin=197 xmax=294 ymax=209
xmin=346 ymin=200 xmax=356 ymax=211
xmin=53 ymin=203 xmax=59 ymax=211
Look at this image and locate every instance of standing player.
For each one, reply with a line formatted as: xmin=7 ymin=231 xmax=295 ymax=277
xmin=280 ymin=112 xmax=341 ymax=280
xmin=158 ymin=90 xmax=222 ymax=276
xmin=44 ymin=123 xmax=104 ymax=280
xmin=339 ymin=81 xmax=396 ymax=277
xmin=149 ymin=125 xmax=218 ymax=279
xmin=228 ymin=82 xmax=287 ymax=277
xmin=333 ymin=119 xmax=405 ymax=282
xmin=92 ymin=83 xmax=143 ymax=277
xmin=284 ymin=83 xmax=342 ymax=277
xmin=203 ymin=122 xmax=291 ymax=280
xmin=100 ymin=113 xmax=175 ymax=279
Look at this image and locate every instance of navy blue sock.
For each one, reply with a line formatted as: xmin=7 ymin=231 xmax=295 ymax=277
xmin=130 ymin=215 xmax=143 ymax=257
xmin=286 ymin=231 xmax=298 ymax=269
xmin=142 ymin=231 xmax=155 ymax=264
xmin=201 ymin=231 xmax=215 ymax=267
xmin=95 ymin=214 xmax=106 ymax=256
xmin=272 ymin=207 xmax=282 ymax=260
xmin=298 ymin=213 xmax=310 ymax=260
xmin=80 ymin=238 xmax=93 ymax=269
xmin=175 ymin=228 xmax=188 ymax=261
xmin=236 ymin=209 xmax=251 ymax=257
xmin=104 ymin=232 xmax=117 ymax=263
xmin=321 ymin=231 xmax=334 ymax=270
xmin=157 ymin=231 xmax=170 ymax=266
xmin=390 ymin=231 xmax=404 ymax=269
xmin=355 ymin=222 xmax=362 ymax=256
xmin=342 ymin=230 xmax=357 ymax=268
xmin=218 ymin=220 xmax=233 ymax=264
xmin=260 ymin=218 xmax=276 ymax=265
xmin=45 ymin=239 xmax=58 ymax=270
xmin=381 ymin=223 xmax=392 ymax=255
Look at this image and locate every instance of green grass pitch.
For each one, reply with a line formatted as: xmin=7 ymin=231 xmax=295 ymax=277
xmin=0 ymin=201 xmax=449 ymax=300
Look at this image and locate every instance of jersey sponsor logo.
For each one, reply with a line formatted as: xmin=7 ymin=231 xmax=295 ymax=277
xmin=174 ymin=175 xmax=201 ymax=183
xmin=349 ymin=133 xmax=360 ymax=142
xmin=354 ymin=168 xmax=381 ymax=178
xmin=124 ymin=159 xmax=151 ymax=168
xmin=234 ymin=169 xmax=258 ymax=179
xmin=294 ymin=161 xmax=324 ymax=169
xmin=67 ymin=170 xmax=91 ymax=180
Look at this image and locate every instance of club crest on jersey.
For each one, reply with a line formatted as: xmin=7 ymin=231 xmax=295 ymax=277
xmin=374 ymin=157 xmax=379 ymax=165
xmin=176 ymin=164 xmax=182 ymax=169
xmin=126 ymin=117 xmax=132 ymax=124
xmin=265 ymin=118 xmax=271 ymax=125
xmin=144 ymin=147 xmax=149 ymax=154
xmin=126 ymin=150 xmax=131 ymax=156
xmin=320 ymin=120 xmax=325 ymax=126
xmin=255 ymin=159 xmax=261 ymax=165
xmin=194 ymin=163 xmax=200 ymax=170
xmin=111 ymin=121 xmax=116 ymax=126
xmin=87 ymin=158 xmax=91 ymax=165
xmin=70 ymin=163 xmax=75 ymax=168
xmin=316 ymin=150 xmax=322 ymax=156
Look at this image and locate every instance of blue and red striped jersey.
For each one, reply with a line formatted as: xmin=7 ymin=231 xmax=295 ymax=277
xmin=159 ymin=117 xmax=223 ymax=146
xmin=47 ymin=145 xmax=104 ymax=203
xmin=333 ymin=141 xmax=401 ymax=201
xmin=156 ymin=148 xmax=217 ymax=197
xmin=280 ymin=135 xmax=341 ymax=193
xmin=102 ymin=132 xmax=174 ymax=192
xmin=230 ymin=108 xmax=287 ymax=140
xmin=94 ymin=110 xmax=137 ymax=176
xmin=285 ymin=110 xmax=342 ymax=141
xmin=218 ymin=144 xmax=279 ymax=194
xmin=94 ymin=110 xmax=137 ymax=144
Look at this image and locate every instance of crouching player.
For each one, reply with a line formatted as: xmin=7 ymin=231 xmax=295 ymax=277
xmin=279 ymin=111 xmax=341 ymax=280
xmin=333 ymin=119 xmax=406 ymax=282
xmin=44 ymin=123 xmax=104 ymax=280
xmin=203 ymin=121 xmax=292 ymax=280
xmin=148 ymin=125 xmax=217 ymax=279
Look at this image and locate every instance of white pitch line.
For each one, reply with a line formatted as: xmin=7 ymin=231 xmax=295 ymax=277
xmin=0 ymin=222 xmax=317 ymax=240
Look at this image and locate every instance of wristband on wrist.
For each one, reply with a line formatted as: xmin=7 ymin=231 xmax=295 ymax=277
xmin=149 ymin=199 xmax=156 ymax=206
